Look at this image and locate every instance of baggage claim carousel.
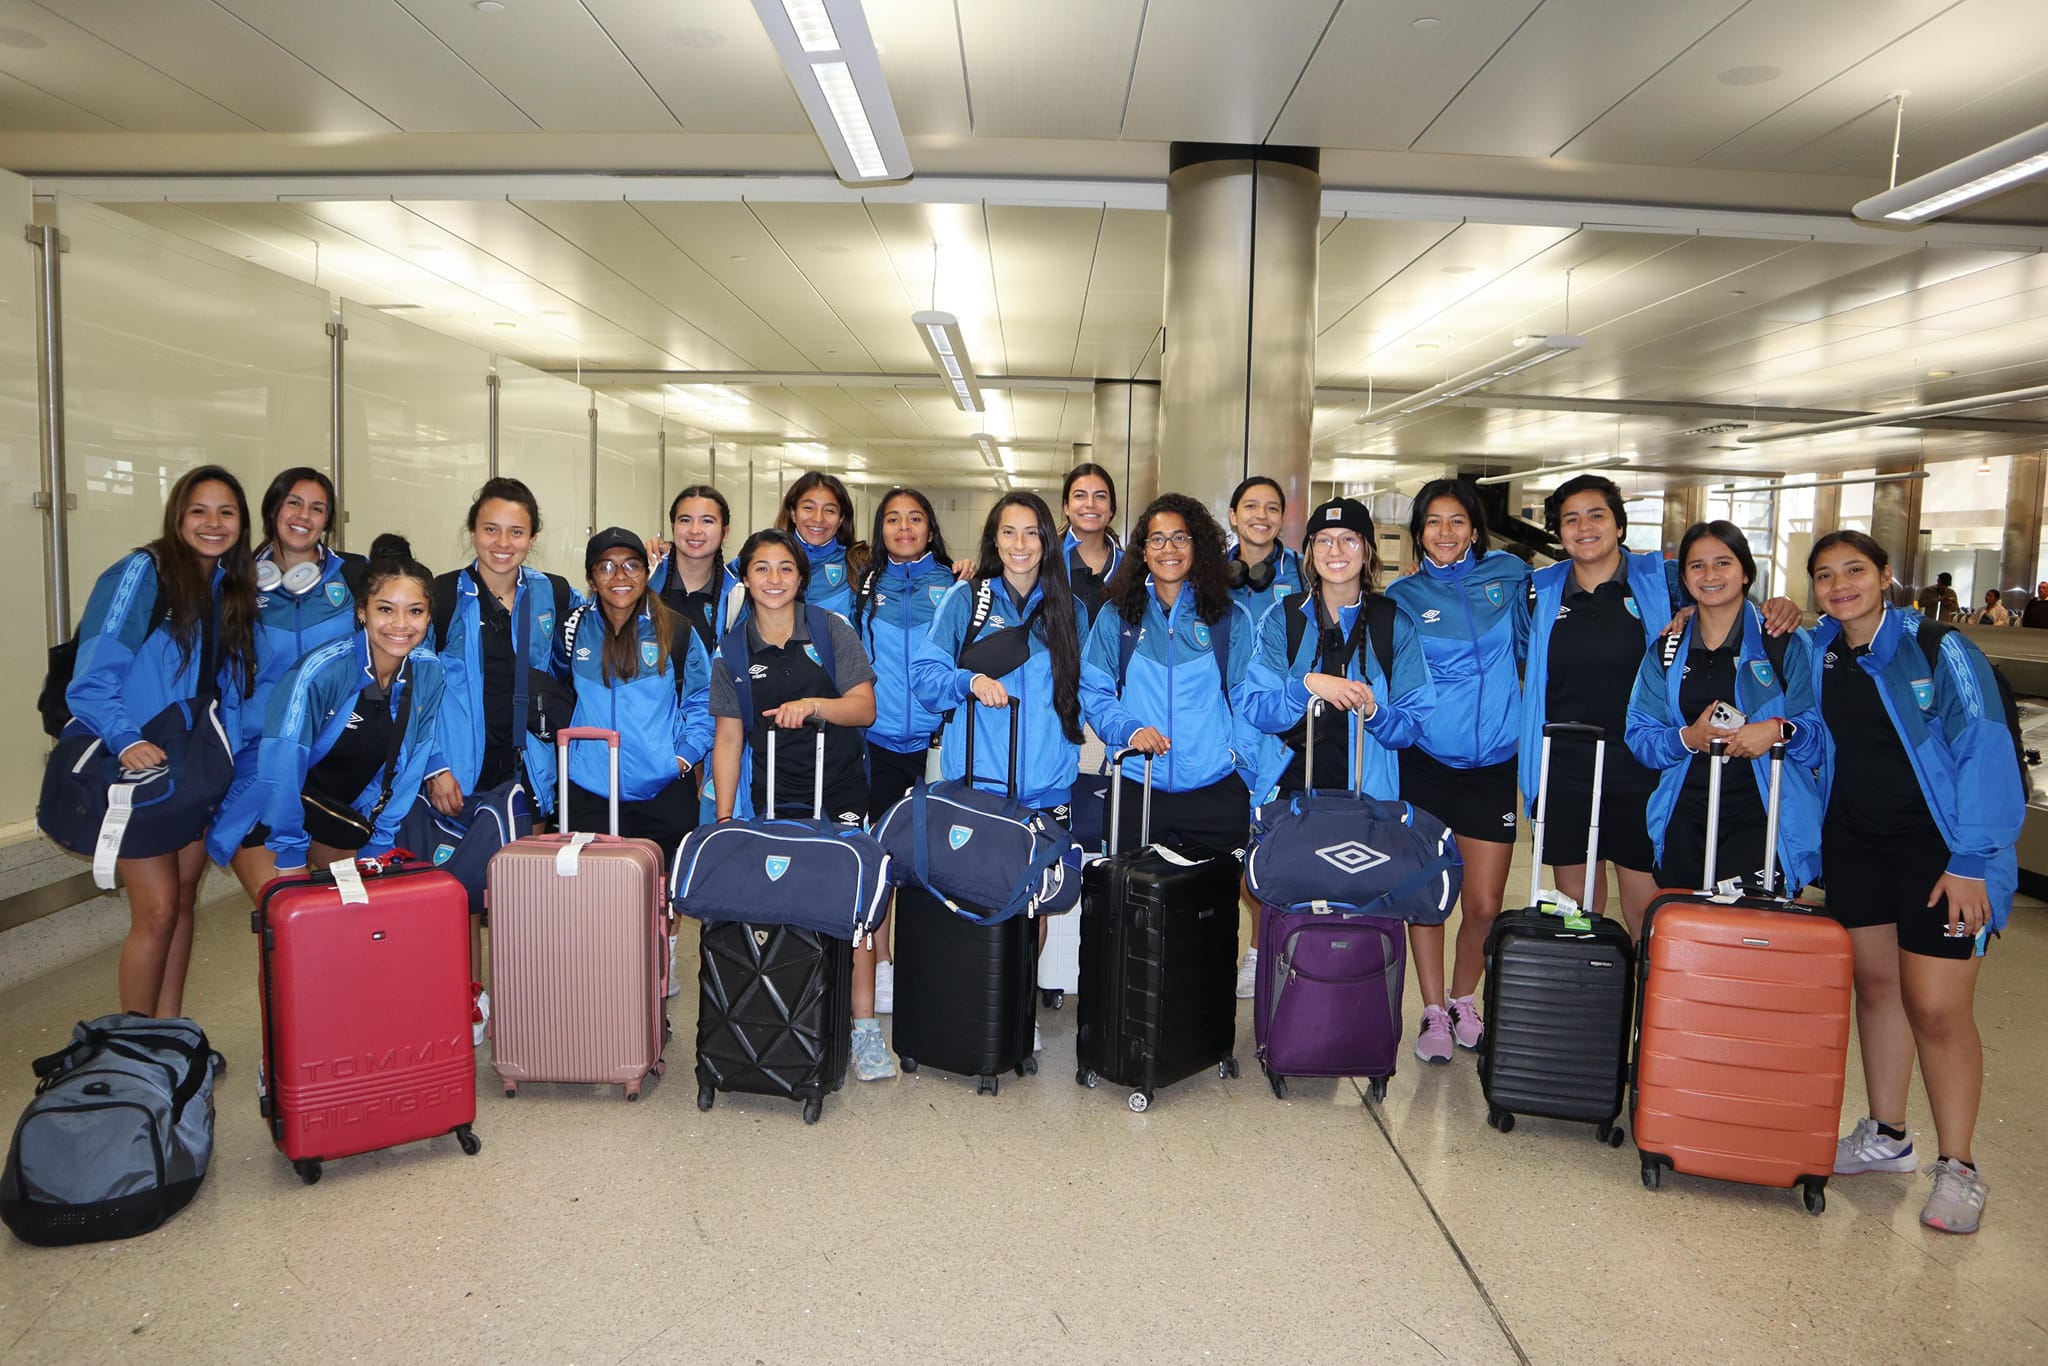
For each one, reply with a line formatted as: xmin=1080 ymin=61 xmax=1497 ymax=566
xmin=1954 ymin=625 xmax=2048 ymax=896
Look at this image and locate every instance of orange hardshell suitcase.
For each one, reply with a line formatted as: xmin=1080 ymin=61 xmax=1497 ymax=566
xmin=1631 ymin=741 xmax=1853 ymax=1214
xmin=486 ymin=727 xmax=669 ymax=1101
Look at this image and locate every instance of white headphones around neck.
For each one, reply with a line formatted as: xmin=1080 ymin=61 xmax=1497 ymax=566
xmin=256 ymin=559 xmax=325 ymax=595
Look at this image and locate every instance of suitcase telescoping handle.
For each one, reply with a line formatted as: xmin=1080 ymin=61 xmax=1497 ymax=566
xmin=764 ymin=717 xmax=828 ymax=820
xmin=1528 ymin=721 xmax=1604 ymax=907
xmin=556 ymin=726 xmax=621 ymax=837
xmin=1104 ymin=746 xmax=1155 ymax=856
xmin=1700 ymin=737 xmax=1789 ymax=894
xmin=962 ymin=698 xmax=1022 ymax=798
xmin=1302 ymin=698 xmax=1366 ymax=796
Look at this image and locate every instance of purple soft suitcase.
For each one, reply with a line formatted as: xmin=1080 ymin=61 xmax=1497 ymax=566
xmin=1251 ymin=704 xmax=1407 ymax=1101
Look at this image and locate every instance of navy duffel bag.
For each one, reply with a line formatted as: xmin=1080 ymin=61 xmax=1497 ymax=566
xmin=1246 ymin=789 xmax=1462 ymax=924
xmin=671 ymin=816 xmax=893 ymax=942
xmin=873 ymin=779 xmax=1080 ymax=924
xmin=393 ymin=778 xmax=529 ymax=917
xmin=38 ymin=698 xmax=236 ymax=888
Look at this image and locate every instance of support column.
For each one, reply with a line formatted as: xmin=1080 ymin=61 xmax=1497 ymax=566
xmin=1160 ymin=143 xmax=1320 ymax=546
xmin=1090 ymin=381 xmax=1159 ymax=529
xmin=1872 ymin=456 xmax=1925 ymax=596
xmin=2000 ymin=450 xmax=2045 ymax=594
xmin=27 ymin=224 xmax=69 ymax=644
xmin=1660 ymin=486 xmax=1706 ymax=559
xmin=327 ymin=316 xmax=348 ymax=551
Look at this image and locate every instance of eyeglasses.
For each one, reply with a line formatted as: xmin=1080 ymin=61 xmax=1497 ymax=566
xmin=1144 ymin=532 xmax=1194 ymax=551
xmin=592 ymin=559 xmax=647 ymax=579
xmin=1310 ymin=533 xmax=1364 ymax=554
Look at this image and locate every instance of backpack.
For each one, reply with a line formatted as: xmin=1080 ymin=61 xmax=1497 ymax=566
xmin=38 ymin=554 xmax=166 ymax=739
xmin=1 ymin=1014 xmax=221 ymax=1247
xmin=1916 ymin=620 xmax=2030 ymax=790
xmin=1285 ymin=594 xmax=1397 ymax=685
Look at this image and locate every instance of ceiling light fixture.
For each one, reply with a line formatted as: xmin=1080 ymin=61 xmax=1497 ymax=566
xmin=914 ymin=310 xmax=982 ymax=412
xmin=1977 ymin=456 xmax=1995 ymax=475
xmin=1854 ymin=118 xmax=2048 ymax=224
xmin=1471 ymin=452 xmax=1625 ymax=487
xmin=1736 ymin=381 xmax=2048 ymax=443
xmin=972 ymin=432 xmax=1003 ymax=470
xmin=1357 ymin=334 xmax=1586 ymax=427
xmin=1713 ymin=470 xmax=1928 ymax=495
xmin=750 ymin=0 xmax=911 ymax=184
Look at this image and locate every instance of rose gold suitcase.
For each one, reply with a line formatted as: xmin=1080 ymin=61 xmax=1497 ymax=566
xmin=486 ymin=727 xmax=669 ymax=1101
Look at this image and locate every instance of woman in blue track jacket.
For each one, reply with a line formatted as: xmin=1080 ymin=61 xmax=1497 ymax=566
xmin=1806 ymin=530 xmax=2023 ymax=1236
xmin=651 ymin=484 xmax=742 ymax=651
xmin=1080 ymin=493 xmax=1258 ymax=855
xmin=213 ymin=554 xmax=445 ymax=882
xmin=777 ymin=471 xmax=867 ymax=619
xmin=1240 ymin=496 xmax=1433 ymax=1020
xmin=557 ymin=528 xmax=714 ymax=867
xmin=1061 ymin=462 xmax=1124 ymax=631
xmin=67 ymin=464 xmax=259 ymax=1018
xmin=1623 ymin=521 xmax=1824 ymax=897
xmin=1382 ymin=480 xmax=1529 ymax=1060
xmin=854 ymin=487 xmax=960 ymax=821
xmin=424 ymin=478 xmax=579 ymax=822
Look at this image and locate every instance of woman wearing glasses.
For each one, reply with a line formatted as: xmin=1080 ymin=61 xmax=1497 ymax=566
xmin=1080 ymin=494 xmax=1257 ymax=854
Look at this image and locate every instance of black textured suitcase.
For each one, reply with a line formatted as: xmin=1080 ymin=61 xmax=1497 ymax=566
xmin=1075 ymin=751 xmax=1240 ymax=1112
xmin=891 ymin=887 xmax=1037 ymax=1093
xmin=693 ymin=922 xmax=851 ymax=1125
xmin=1477 ymin=722 xmax=1632 ymax=1144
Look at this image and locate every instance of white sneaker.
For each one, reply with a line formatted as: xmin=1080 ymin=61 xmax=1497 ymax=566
xmin=1033 ymin=1023 xmax=1042 ymax=1053
xmin=1235 ymin=949 xmax=1259 ymax=1000
xmin=874 ymin=959 xmax=895 ymax=1015
xmin=1835 ymin=1117 xmax=1918 ymax=1175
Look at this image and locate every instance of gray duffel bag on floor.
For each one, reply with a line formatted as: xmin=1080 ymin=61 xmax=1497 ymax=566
xmin=1 ymin=1013 xmax=222 ymax=1246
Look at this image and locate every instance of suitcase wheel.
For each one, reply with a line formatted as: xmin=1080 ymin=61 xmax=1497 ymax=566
xmin=651 ymin=1059 xmax=666 ymax=1078
xmin=1040 ymin=989 xmax=1064 ymax=1010
xmin=456 ymin=1126 xmax=482 ymax=1157
xmin=503 ymin=1083 xmax=518 ymax=1099
xmin=1127 ymin=1090 xmax=1150 ymax=1113
xmin=696 ymin=1083 xmax=715 ymax=1112
xmin=1018 ymin=1055 xmax=1038 ymax=1077
xmin=900 ymin=1057 xmax=919 ymax=1073
xmin=1800 ymin=1179 xmax=1826 ymax=1216
xmin=1076 ymin=1068 xmax=1097 ymax=1088
xmin=1596 ymin=1121 xmax=1624 ymax=1148
xmin=1218 ymin=1057 xmax=1239 ymax=1080
xmin=293 ymin=1159 xmax=322 ymax=1186
xmin=1267 ymin=1070 xmax=1288 ymax=1101
xmin=1487 ymin=1107 xmax=1515 ymax=1134
xmin=1641 ymin=1157 xmax=1663 ymax=1190
xmin=977 ymin=1075 xmax=999 ymax=1097
xmin=1365 ymin=1076 xmax=1388 ymax=1104
xmin=625 ymin=1084 xmax=640 ymax=1102
xmin=802 ymin=1098 xmax=822 ymax=1125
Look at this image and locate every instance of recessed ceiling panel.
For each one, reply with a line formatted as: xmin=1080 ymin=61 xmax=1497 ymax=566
xmin=580 ymin=0 xmax=810 ymax=134
xmin=1120 ymin=0 xmax=1337 ymax=144
xmin=956 ymin=0 xmax=1145 ymax=139
xmin=395 ymin=0 xmax=680 ymax=132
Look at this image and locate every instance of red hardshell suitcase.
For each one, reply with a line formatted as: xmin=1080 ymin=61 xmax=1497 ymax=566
xmin=254 ymin=857 xmax=481 ymax=1185
xmin=1632 ymin=742 xmax=1853 ymax=1214
xmin=486 ymin=727 xmax=669 ymax=1101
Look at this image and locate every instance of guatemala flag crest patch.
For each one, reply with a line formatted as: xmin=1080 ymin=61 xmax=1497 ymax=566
xmin=539 ymin=611 xmax=554 ymax=638
xmin=1485 ymin=581 xmax=1505 ymax=608
xmin=1750 ymin=660 xmax=1774 ymax=688
xmin=803 ymin=643 xmax=822 ymax=666
xmin=325 ymin=581 xmax=350 ymax=608
xmin=1623 ymin=596 xmax=1641 ymax=619
xmin=948 ymin=825 xmax=972 ymax=850
xmin=929 ymin=586 xmax=949 ymax=607
xmin=642 ymin=641 xmax=660 ymax=669
xmin=433 ymin=844 xmax=455 ymax=866
xmin=1911 ymin=678 xmax=1935 ymax=709
xmin=825 ymin=564 xmax=845 ymax=587
xmin=1191 ymin=621 xmax=1212 ymax=649
xmin=765 ymin=855 xmax=791 ymax=881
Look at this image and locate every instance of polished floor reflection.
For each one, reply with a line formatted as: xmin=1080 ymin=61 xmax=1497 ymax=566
xmin=1 ymin=851 xmax=2040 ymax=1364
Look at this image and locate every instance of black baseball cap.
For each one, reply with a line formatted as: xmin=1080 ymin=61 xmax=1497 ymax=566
xmin=584 ymin=526 xmax=648 ymax=572
xmin=1303 ymin=497 xmax=1375 ymax=550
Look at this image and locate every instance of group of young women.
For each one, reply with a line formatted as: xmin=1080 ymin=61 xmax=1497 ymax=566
xmin=65 ymin=458 xmax=2018 ymax=1235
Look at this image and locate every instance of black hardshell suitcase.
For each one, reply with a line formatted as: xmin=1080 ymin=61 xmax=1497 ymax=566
xmin=1478 ymin=723 xmax=1634 ymax=1145
xmin=891 ymin=703 xmax=1039 ymax=1094
xmin=1074 ymin=749 xmax=1240 ymax=1112
xmin=691 ymin=723 xmax=854 ymax=1125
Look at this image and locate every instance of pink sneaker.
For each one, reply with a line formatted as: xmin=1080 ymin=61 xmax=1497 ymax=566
xmin=1450 ymin=995 xmax=1485 ymax=1051
xmin=1414 ymin=1005 xmax=1454 ymax=1064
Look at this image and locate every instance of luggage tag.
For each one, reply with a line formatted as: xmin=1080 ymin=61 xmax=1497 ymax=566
xmin=329 ymin=857 xmax=370 ymax=906
xmin=1535 ymin=890 xmax=1592 ymax=933
xmin=554 ymin=831 xmax=597 ymax=877
xmin=1706 ymin=876 xmax=1747 ymax=903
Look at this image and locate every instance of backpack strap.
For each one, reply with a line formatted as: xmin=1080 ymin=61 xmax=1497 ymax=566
xmin=1365 ymin=594 xmax=1395 ymax=683
xmin=1115 ymin=615 xmax=1143 ymax=692
xmin=719 ymin=623 xmax=753 ymax=725
xmin=1760 ymin=621 xmax=1790 ymax=679
xmin=805 ymin=606 xmax=838 ymax=687
xmin=431 ymin=572 xmax=459 ymax=653
xmin=851 ymin=565 xmax=883 ymax=635
xmin=1115 ymin=606 xmax=1233 ymax=705
xmin=547 ymin=573 xmax=572 ymax=637
xmin=957 ymin=577 xmax=998 ymax=659
xmin=1660 ymin=627 xmax=1684 ymax=670
xmin=1211 ymin=608 xmax=1233 ymax=704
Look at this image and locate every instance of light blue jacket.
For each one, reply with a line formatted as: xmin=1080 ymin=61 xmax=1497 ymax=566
xmin=242 ymin=547 xmax=362 ymax=754
xmin=1241 ymin=591 xmax=1433 ymax=802
xmin=1624 ymin=602 xmax=1825 ymax=891
xmin=209 ymin=634 xmax=445 ymax=871
xmin=912 ymin=577 xmax=1084 ymax=811
xmin=799 ymin=536 xmax=855 ymax=617
xmin=1807 ymin=607 xmax=2024 ymax=929
xmin=559 ymin=605 xmax=714 ymax=804
xmin=1079 ymin=581 xmax=1257 ymax=794
xmin=427 ymin=564 xmax=579 ymax=814
xmin=857 ymin=553 xmax=957 ymax=755
xmin=1519 ymin=551 xmax=1683 ymax=807
xmin=67 ymin=551 xmax=245 ymax=758
xmin=1383 ymin=550 xmax=1529 ymax=770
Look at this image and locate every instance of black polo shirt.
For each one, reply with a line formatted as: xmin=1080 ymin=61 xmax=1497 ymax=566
xmin=659 ymin=558 xmax=723 ymax=652
xmin=1820 ymin=641 xmax=1942 ymax=839
xmin=1674 ymin=638 xmax=1765 ymax=827
xmin=1545 ymin=562 xmax=1658 ymax=795
xmin=306 ymin=672 xmax=398 ymax=805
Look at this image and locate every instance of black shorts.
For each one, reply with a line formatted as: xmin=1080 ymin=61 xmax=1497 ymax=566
xmin=1110 ymin=771 xmax=1250 ymax=859
xmin=866 ymin=743 xmax=929 ymax=824
xmin=1654 ymin=810 xmax=1781 ymax=897
xmin=1822 ymin=822 xmax=1990 ymax=961
xmin=1399 ymin=748 xmax=1520 ymax=845
xmin=1535 ymin=781 xmax=1657 ymax=873
xmin=568 ymin=777 xmax=701 ymax=869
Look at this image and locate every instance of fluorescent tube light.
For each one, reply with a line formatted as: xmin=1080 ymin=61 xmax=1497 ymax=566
xmin=1357 ymin=335 xmax=1585 ymax=427
xmin=1472 ymin=453 xmax=1626 ymax=486
xmin=1736 ymin=381 xmax=2048 ymax=443
xmin=1712 ymin=471 xmax=1929 ymax=495
xmin=914 ymin=310 xmax=983 ymax=412
xmin=1854 ymin=119 xmax=2048 ymax=223
xmin=751 ymin=0 xmax=911 ymax=185
xmin=973 ymin=432 xmax=1003 ymax=470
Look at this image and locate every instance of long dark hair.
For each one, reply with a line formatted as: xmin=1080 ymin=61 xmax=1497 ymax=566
xmin=257 ymin=466 xmax=338 ymax=555
xmin=1107 ymin=493 xmax=1232 ymax=627
xmin=149 ymin=464 xmax=258 ymax=693
xmin=1060 ymin=461 xmax=1122 ymax=545
xmin=868 ymin=486 xmax=952 ymax=568
xmin=1408 ymin=478 xmax=1491 ymax=558
xmin=975 ymin=492 xmax=1084 ymax=744
xmin=778 ymin=472 xmax=870 ymax=582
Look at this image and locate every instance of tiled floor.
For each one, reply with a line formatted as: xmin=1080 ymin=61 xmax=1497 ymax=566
xmin=1 ymin=856 xmax=2042 ymax=1364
